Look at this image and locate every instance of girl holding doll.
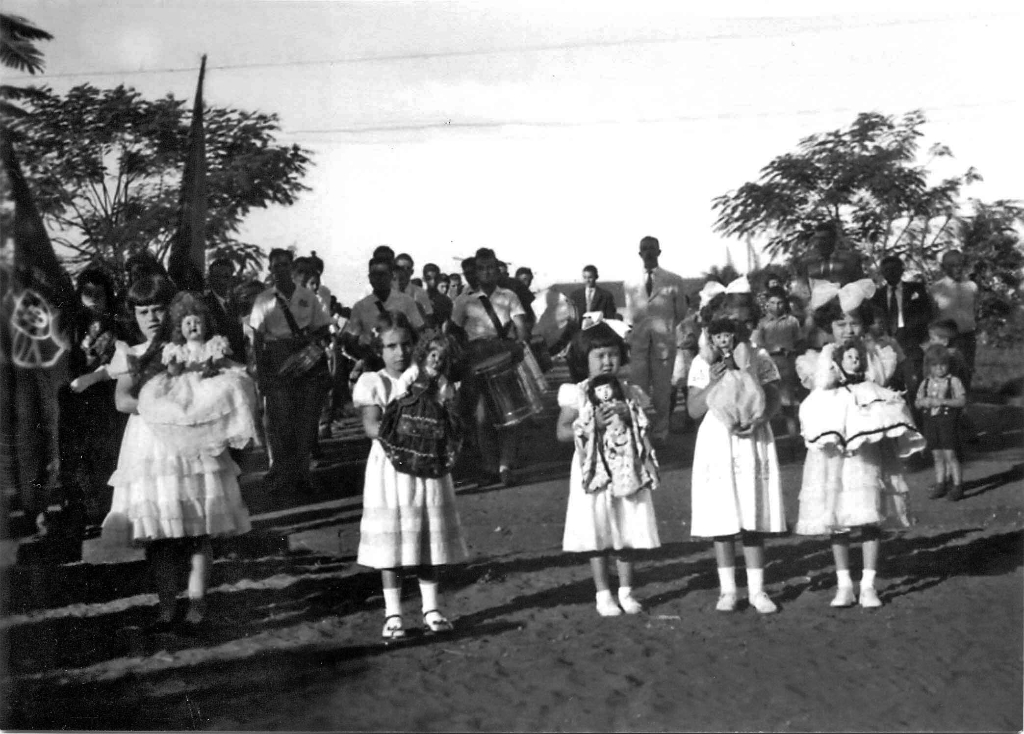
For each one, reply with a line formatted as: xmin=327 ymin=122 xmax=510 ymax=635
xmin=688 ymin=285 xmax=787 ymax=613
xmin=795 ymin=280 xmax=926 ymax=609
xmin=556 ymin=321 xmax=661 ymax=617
xmin=102 ymin=277 xmax=253 ymax=630
xmin=354 ymin=312 xmax=467 ymax=640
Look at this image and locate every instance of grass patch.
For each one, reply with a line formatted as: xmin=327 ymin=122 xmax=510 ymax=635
xmin=972 ymin=341 xmax=1023 ymax=393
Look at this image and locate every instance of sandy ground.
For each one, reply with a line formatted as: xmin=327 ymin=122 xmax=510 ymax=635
xmin=2 ymin=404 xmax=1022 ymax=732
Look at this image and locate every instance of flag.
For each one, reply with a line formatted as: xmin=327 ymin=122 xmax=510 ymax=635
xmin=1 ymin=137 xmax=75 ymax=526
xmin=167 ymin=54 xmax=208 ymax=292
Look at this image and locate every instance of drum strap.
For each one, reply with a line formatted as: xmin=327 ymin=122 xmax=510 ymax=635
xmin=275 ymin=293 xmax=307 ymax=338
xmin=478 ymin=293 xmax=510 ymax=339
xmin=374 ymin=299 xmax=387 ymax=314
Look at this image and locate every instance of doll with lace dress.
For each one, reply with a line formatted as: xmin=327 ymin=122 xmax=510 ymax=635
xmin=136 ymin=292 xmax=260 ymax=457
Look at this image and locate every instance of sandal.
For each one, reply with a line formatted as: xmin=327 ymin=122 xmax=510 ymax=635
xmin=382 ymin=614 xmax=407 ymax=641
xmin=422 ymin=609 xmax=454 ymax=634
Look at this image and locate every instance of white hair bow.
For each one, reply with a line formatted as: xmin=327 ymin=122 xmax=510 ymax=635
xmin=698 ymin=276 xmax=750 ymax=309
xmin=808 ymin=278 xmax=877 ymax=313
xmin=581 ymin=311 xmax=631 ymax=340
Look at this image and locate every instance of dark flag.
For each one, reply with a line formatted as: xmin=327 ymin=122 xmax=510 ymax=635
xmin=166 ymin=54 xmax=208 ymax=292
xmin=1 ymin=137 xmax=76 ymax=531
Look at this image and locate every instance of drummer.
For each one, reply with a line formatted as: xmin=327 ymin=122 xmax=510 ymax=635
xmin=447 ymin=247 xmax=530 ymax=487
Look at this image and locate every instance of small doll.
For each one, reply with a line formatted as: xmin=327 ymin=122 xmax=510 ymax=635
xmin=834 ymin=340 xmax=867 ymax=385
xmin=576 ymin=373 xmax=659 ymax=498
xmin=136 ymin=292 xmax=260 ymax=457
xmin=700 ymin=318 xmax=767 ymax=434
xmin=379 ymin=335 xmax=462 ymax=478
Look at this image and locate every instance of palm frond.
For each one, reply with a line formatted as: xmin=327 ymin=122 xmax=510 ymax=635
xmin=0 ymin=14 xmax=53 ymax=74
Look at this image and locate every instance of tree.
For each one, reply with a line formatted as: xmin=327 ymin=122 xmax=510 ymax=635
xmin=0 ymin=13 xmax=53 ymax=118
xmin=5 ymin=83 xmax=312 ymax=279
xmin=711 ymin=110 xmax=982 ymax=274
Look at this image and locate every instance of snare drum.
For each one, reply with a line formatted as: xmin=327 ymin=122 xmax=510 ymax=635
xmin=472 ymin=350 xmax=545 ymax=428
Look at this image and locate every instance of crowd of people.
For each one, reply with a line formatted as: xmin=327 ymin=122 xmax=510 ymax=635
xmin=49 ymin=228 xmax=983 ymax=634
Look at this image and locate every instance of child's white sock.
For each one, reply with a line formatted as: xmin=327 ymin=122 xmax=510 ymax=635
xmin=717 ymin=567 xmax=737 ymax=595
xmin=596 ymin=589 xmax=615 ymax=605
xmin=419 ymin=579 xmax=440 ymax=613
xmin=836 ymin=569 xmax=853 ymax=588
xmin=383 ymin=586 xmax=403 ymax=617
xmin=860 ymin=569 xmax=877 ymax=589
xmin=746 ymin=568 xmax=765 ymax=596
xmin=617 ymin=586 xmax=634 ymax=602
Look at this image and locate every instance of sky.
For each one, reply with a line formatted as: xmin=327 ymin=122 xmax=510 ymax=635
xmin=3 ymin=0 xmax=1022 ymax=305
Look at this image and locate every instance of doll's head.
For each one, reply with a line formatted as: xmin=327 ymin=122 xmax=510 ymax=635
xmin=588 ymin=372 xmax=625 ymax=406
xmin=372 ymin=311 xmax=417 ymax=377
xmin=833 ymin=339 xmax=867 ymax=379
xmin=167 ymin=292 xmax=215 ymax=345
xmin=413 ymin=334 xmax=452 ymax=379
xmin=707 ymin=318 xmax=738 ymax=357
xmin=923 ymin=343 xmax=951 ymax=378
xmin=574 ymin=321 xmax=629 ymax=379
xmin=700 ymin=292 xmax=757 ymax=343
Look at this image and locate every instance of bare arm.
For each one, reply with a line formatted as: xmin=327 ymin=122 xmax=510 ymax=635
xmin=687 ymin=361 xmax=727 ymax=420
xmin=511 ymin=314 xmax=529 ymax=343
xmin=360 ymin=404 xmax=383 ymax=440
xmin=556 ymin=405 xmax=579 ymax=443
xmin=114 ymin=373 xmax=139 ymax=414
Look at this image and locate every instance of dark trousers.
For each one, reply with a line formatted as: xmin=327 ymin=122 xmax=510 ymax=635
xmin=952 ymin=331 xmax=977 ymax=389
xmin=262 ymin=371 xmax=331 ymax=487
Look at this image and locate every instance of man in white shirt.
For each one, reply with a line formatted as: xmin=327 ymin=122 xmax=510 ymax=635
xmin=622 ymin=236 xmax=688 ymax=443
xmin=342 ymin=256 xmax=425 ymax=362
xmin=448 ymin=247 xmax=529 ymax=487
xmin=394 ymin=253 xmax=434 ymax=326
xmin=250 ymin=249 xmax=333 ymax=494
xmin=929 ymin=249 xmax=979 ymax=379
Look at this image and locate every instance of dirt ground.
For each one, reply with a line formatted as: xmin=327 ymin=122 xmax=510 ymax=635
xmin=2 ymin=405 xmax=1022 ymax=732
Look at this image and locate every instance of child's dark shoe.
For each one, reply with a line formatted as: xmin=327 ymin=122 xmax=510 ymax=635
xmin=422 ymin=609 xmax=454 ymax=634
xmin=929 ymin=481 xmax=948 ymax=499
xmin=947 ymin=484 xmax=964 ymax=502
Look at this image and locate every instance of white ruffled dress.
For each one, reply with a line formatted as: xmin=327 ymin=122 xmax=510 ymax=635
xmin=794 ymin=341 xmax=925 ymax=535
xmin=688 ymin=349 xmax=787 ymax=538
xmin=136 ymin=336 xmax=260 ymax=457
xmin=560 ymin=380 xmax=661 ymax=553
xmin=354 ymin=369 xmax=468 ymax=569
xmin=102 ymin=341 xmax=252 ymax=546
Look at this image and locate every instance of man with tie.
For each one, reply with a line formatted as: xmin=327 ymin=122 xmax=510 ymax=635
xmin=870 ymin=254 xmax=932 ymax=354
xmin=569 ymin=265 xmax=618 ymax=322
xmin=622 ymin=236 xmax=688 ymax=444
xmin=204 ymin=257 xmax=246 ymax=360
xmin=448 ymin=248 xmax=529 ymax=487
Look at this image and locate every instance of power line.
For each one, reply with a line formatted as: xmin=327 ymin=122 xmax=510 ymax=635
xmin=280 ymin=99 xmax=1020 ymax=139
xmin=3 ymin=16 xmax=960 ymax=81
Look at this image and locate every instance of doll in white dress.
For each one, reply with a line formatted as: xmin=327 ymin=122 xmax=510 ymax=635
xmin=137 ymin=292 xmax=260 ymax=457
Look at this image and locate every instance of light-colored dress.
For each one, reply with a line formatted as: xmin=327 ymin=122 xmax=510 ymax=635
xmin=354 ymin=369 xmax=468 ymax=569
xmin=102 ymin=341 xmax=252 ymax=545
xmin=137 ymin=336 xmax=260 ymax=457
xmin=560 ymin=380 xmax=661 ymax=552
xmin=794 ymin=341 xmax=925 ymax=535
xmin=689 ymin=348 xmax=787 ymax=538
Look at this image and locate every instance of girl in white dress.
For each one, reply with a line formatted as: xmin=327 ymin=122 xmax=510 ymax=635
xmin=102 ymin=276 xmax=252 ymax=630
xmin=354 ymin=312 xmax=467 ymax=640
xmin=137 ymin=292 xmax=260 ymax=457
xmin=794 ymin=280 xmax=926 ymax=609
xmin=688 ymin=290 xmax=786 ymax=614
xmin=556 ymin=321 xmax=660 ymax=617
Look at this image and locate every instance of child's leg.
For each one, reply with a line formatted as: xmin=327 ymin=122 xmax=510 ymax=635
xmin=830 ymin=532 xmax=856 ymax=607
xmin=591 ymin=553 xmax=622 ymax=616
xmin=148 ymin=540 xmax=180 ymax=623
xmin=945 ymin=449 xmax=964 ymax=500
xmin=381 ymin=568 xmax=406 ymax=638
xmin=417 ymin=565 xmax=454 ymax=631
xmin=858 ymin=526 xmax=883 ymax=608
xmin=613 ymin=552 xmax=642 ymax=614
xmin=713 ymin=537 xmax=738 ymax=611
xmin=741 ymin=532 xmax=777 ymax=613
xmin=184 ymin=537 xmax=212 ymax=623
xmin=929 ymin=450 xmax=948 ymax=498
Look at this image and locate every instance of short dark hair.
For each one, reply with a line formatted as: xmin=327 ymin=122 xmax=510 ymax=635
xmin=437 ymin=273 xmax=450 ymax=284
xmin=573 ymin=321 xmax=629 ymax=367
xmin=583 ymin=264 xmax=598 ymax=278
xmin=373 ymin=245 xmax=395 ymax=261
xmin=461 ymin=257 xmax=476 ymax=270
xmin=291 ymin=257 xmax=319 ymax=282
xmin=395 ymin=252 xmax=414 ymax=268
xmin=368 ymin=255 xmax=393 ymax=271
xmin=923 ymin=343 xmax=952 ymax=369
xmin=423 ymin=262 xmax=440 ymax=276
xmin=880 ymin=254 xmax=904 ymax=268
xmin=515 ymin=267 xmax=533 ymax=279
xmin=640 ymin=236 xmax=659 ymax=248
xmin=126 ymin=274 xmax=177 ymax=309
xmin=475 ymin=248 xmax=496 ymax=262
xmin=268 ymin=248 xmax=293 ymax=264
xmin=707 ymin=318 xmax=738 ymax=337
xmin=764 ymin=286 xmax=789 ymax=303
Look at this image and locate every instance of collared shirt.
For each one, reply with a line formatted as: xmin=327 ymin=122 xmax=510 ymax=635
xmin=396 ymin=282 xmax=434 ymax=317
xmin=249 ymin=285 xmax=332 ymax=341
xmin=451 ymin=286 xmax=525 ymax=342
xmin=344 ymin=289 xmax=425 ymax=341
xmin=753 ymin=314 xmax=802 ymax=354
xmin=929 ymin=276 xmax=977 ymax=333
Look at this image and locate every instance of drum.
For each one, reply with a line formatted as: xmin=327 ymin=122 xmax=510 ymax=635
xmin=472 ymin=350 xmax=546 ymax=428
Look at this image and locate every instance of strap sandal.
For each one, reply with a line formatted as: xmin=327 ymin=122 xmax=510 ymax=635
xmin=422 ymin=609 xmax=454 ymax=634
xmin=382 ymin=614 xmax=407 ymax=641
